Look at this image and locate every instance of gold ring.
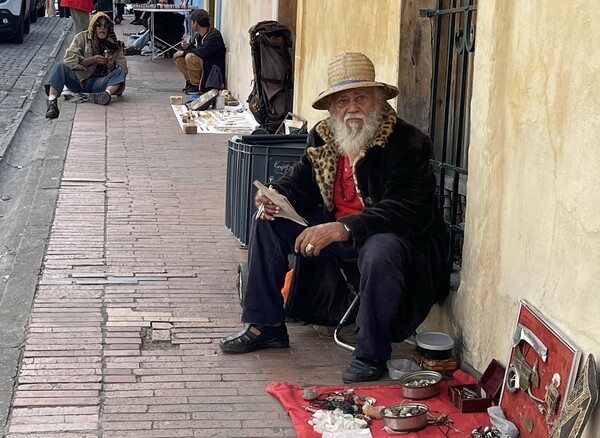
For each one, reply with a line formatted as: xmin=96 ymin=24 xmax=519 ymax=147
xmin=306 ymin=243 xmax=315 ymax=253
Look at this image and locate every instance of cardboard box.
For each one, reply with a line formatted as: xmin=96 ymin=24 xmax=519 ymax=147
xmin=448 ymin=359 xmax=505 ymax=413
xmin=170 ymin=96 xmax=183 ymax=105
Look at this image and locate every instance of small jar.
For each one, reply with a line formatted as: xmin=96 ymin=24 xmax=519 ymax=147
xmin=215 ymin=94 xmax=225 ymax=110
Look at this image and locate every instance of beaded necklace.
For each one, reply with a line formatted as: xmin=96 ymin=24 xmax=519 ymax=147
xmin=336 ymin=154 xmax=357 ymax=203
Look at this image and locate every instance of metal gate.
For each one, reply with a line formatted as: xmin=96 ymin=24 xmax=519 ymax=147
xmin=421 ymin=0 xmax=477 ymax=269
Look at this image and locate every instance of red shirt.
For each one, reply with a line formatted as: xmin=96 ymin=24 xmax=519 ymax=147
xmin=333 ymin=154 xmax=363 ymax=219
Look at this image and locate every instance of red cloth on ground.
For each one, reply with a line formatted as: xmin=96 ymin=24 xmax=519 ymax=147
xmin=266 ymin=370 xmax=491 ymax=438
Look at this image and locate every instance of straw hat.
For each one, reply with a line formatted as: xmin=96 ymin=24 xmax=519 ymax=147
xmin=312 ymin=52 xmax=399 ymax=110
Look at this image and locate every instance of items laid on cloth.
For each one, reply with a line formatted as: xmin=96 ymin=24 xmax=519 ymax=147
xmin=266 ymin=370 xmax=491 ymax=437
xmin=170 ymin=103 xmax=259 ymax=134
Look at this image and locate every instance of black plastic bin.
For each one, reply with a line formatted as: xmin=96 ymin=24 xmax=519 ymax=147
xmin=225 ymin=134 xmax=307 ymax=246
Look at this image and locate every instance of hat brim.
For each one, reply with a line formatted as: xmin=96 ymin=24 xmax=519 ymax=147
xmin=311 ymin=81 xmax=399 ymax=110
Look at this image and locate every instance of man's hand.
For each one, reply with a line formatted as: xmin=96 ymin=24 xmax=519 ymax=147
xmin=295 ymin=222 xmax=350 ymax=257
xmin=173 ymin=50 xmax=185 ymax=59
xmin=180 ymin=41 xmax=189 ymax=50
xmin=81 ymin=55 xmax=108 ymax=67
xmin=106 ymin=55 xmax=115 ymax=70
xmin=254 ymin=189 xmax=279 ymax=221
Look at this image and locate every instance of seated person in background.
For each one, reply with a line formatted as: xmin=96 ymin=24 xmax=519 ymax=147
xmin=173 ymin=9 xmax=225 ymax=94
xmin=124 ymin=0 xmax=185 ymax=56
xmin=219 ymin=52 xmax=450 ymax=383
xmin=44 ymin=12 xmax=128 ymax=119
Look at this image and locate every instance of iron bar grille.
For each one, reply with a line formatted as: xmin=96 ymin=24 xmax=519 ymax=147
xmin=421 ymin=0 xmax=476 ymax=270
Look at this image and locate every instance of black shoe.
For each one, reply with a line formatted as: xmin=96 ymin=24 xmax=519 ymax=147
xmin=181 ymin=81 xmax=192 ymax=92
xmin=89 ymin=91 xmax=111 ymax=105
xmin=130 ymin=18 xmax=144 ymax=25
xmin=183 ymin=84 xmax=200 ymax=94
xmin=45 ymin=100 xmax=59 ymax=119
xmin=124 ymin=46 xmax=141 ymax=56
xmin=342 ymin=358 xmax=387 ymax=383
xmin=220 ymin=323 xmax=289 ymax=354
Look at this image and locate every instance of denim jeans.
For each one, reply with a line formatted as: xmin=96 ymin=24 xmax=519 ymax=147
xmin=45 ymin=63 xmax=127 ymax=95
xmin=241 ymin=210 xmax=414 ymax=360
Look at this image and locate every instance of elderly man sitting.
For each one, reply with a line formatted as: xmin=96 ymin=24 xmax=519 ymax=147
xmin=44 ymin=12 xmax=128 ymax=119
xmin=219 ymin=52 xmax=450 ymax=383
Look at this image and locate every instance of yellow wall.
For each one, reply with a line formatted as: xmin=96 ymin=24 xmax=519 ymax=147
xmin=294 ymin=0 xmax=401 ymax=127
xmin=219 ymin=0 xmax=276 ymax=103
xmin=450 ymin=1 xmax=600 ymax=435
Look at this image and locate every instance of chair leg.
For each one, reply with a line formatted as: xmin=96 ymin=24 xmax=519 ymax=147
xmin=333 ymin=292 xmax=359 ymax=352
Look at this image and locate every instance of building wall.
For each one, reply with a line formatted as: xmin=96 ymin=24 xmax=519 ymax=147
xmin=294 ymin=0 xmax=401 ymax=127
xmin=437 ymin=1 xmax=600 ymax=435
xmin=219 ymin=0 xmax=276 ymax=103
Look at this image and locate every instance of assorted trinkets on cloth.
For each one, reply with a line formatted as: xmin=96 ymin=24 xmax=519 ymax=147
xmin=303 ymin=389 xmax=378 ymax=433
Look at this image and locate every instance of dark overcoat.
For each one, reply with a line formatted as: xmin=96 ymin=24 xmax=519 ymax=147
xmin=272 ymin=103 xmax=450 ymax=340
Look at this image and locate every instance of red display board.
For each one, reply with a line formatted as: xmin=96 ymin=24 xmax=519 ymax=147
xmin=500 ymin=300 xmax=581 ymax=437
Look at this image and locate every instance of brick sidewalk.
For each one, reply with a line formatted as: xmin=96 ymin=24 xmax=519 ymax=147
xmin=4 ymin=19 xmax=412 ymax=438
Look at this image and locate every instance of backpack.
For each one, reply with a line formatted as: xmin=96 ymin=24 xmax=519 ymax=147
xmin=247 ymin=20 xmax=294 ymax=134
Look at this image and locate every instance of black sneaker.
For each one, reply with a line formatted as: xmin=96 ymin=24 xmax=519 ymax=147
xmin=181 ymin=81 xmax=192 ymax=92
xmin=342 ymin=358 xmax=387 ymax=383
xmin=89 ymin=91 xmax=111 ymax=105
xmin=219 ymin=323 xmax=289 ymax=354
xmin=46 ymin=100 xmax=59 ymax=119
xmin=183 ymin=84 xmax=200 ymax=95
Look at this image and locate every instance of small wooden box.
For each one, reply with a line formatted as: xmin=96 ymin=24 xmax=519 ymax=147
xmin=183 ymin=123 xmax=197 ymax=134
xmin=448 ymin=359 xmax=505 ymax=413
xmin=412 ymin=349 xmax=459 ymax=377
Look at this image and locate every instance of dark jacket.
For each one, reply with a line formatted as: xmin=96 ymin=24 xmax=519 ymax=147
xmin=186 ymin=26 xmax=226 ymax=90
xmin=274 ymin=103 xmax=450 ymax=339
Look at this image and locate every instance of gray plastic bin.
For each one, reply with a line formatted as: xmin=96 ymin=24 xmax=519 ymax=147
xmin=225 ymin=134 xmax=307 ymax=246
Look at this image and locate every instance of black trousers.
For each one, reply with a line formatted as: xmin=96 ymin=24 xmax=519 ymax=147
xmin=241 ymin=210 xmax=414 ymax=360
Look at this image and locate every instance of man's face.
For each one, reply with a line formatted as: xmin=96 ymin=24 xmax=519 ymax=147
xmin=95 ymin=19 xmax=110 ymax=39
xmin=330 ymin=88 xmax=377 ymax=129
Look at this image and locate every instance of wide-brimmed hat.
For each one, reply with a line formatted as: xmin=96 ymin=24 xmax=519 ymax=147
xmin=312 ymin=52 xmax=399 ymax=110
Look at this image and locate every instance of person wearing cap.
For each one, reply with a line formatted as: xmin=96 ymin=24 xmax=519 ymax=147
xmin=44 ymin=12 xmax=128 ymax=119
xmin=173 ymin=8 xmax=226 ymax=94
xmin=219 ymin=52 xmax=450 ymax=383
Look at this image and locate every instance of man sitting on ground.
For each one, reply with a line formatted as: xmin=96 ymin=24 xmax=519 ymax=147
xmin=219 ymin=52 xmax=450 ymax=383
xmin=45 ymin=12 xmax=128 ymax=119
xmin=173 ymin=9 xmax=225 ymax=94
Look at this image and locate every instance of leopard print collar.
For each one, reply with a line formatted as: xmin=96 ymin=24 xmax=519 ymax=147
xmin=307 ymin=103 xmax=397 ymax=211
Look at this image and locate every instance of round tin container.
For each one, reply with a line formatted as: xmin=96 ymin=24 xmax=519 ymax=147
xmin=381 ymin=402 xmax=429 ymax=432
xmin=416 ymin=331 xmax=454 ymax=359
xmin=399 ymin=370 xmax=442 ymax=399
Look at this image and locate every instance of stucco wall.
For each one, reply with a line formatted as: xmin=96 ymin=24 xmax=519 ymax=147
xmin=294 ymin=0 xmax=401 ymax=127
xmin=219 ymin=0 xmax=276 ymax=103
xmin=449 ymin=1 xmax=600 ymax=435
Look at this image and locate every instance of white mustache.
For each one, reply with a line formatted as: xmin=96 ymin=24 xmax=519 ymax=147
xmin=344 ymin=113 xmax=365 ymax=123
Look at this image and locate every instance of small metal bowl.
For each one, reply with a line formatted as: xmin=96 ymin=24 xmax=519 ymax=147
xmin=399 ymin=370 xmax=442 ymax=399
xmin=381 ymin=402 xmax=429 ymax=432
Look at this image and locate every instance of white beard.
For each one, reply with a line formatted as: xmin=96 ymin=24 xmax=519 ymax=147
xmin=330 ymin=109 xmax=383 ymax=157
